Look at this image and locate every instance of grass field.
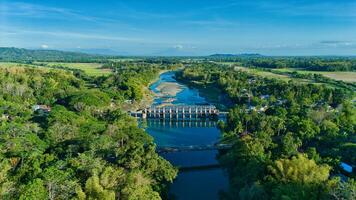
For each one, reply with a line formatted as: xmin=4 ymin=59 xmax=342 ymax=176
xmin=0 ymin=62 xmax=39 ymax=68
xmin=272 ymin=68 xmax=356 ymax=83
xmin=216 ymin=61 xmax=356 ymax=83
xmin=233 ymin=66 xmax=356 ymax=85
xmin=40 ymin=62 xmax=111 ymax=76
xmin=217 ymin=61 xmax=290 ymax=80
xmin=0 ymin=62 xmax=112 ymax=76
xmin=234 ymin=66 xmax=301 ymax=82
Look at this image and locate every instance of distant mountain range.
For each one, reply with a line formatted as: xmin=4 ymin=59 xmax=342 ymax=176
xmin=1 ymin=47 xmax=354 ymax=62
xmin=0 ymin=47 xmax=221 ymax=61
xmin=209 ymin=53 xmax=264 ymax=57
xmin=0 ymin=47 xmax=107 ymax=62
xmin=71 ymin=48 xmax=130 ymax=56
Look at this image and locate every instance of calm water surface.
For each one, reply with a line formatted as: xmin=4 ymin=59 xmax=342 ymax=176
xmin=145 ymin=71 xmax=228 ymax=200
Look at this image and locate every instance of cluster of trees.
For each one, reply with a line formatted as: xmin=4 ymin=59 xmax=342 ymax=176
xmin=96 ymin=62 xmax=180 ymax=101
xmin=243 ymin=57 xmax=356 ymax=71
xmin=178 ymin=63 xmax=355 ymax=199
xmin=205 ymin=55 xmax=356 ymax=71
xmin=272 ymin=70 xmax=356 ymax=91
xmin=0 ymin=67 xmax=177 ymax=199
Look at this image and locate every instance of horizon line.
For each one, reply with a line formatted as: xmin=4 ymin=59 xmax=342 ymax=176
xmin=1 ymin=46 xmax=356 ymax=58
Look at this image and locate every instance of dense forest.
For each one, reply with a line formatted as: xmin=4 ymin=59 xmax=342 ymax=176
xmin=0 ymin=54 xmax=355 ymax=199
xmin=0 ymin=48 xmax=111 ymax=63
xmin=0 ymin=66 xmax=177 ymax=199
xmin=96 ymin=61 xmax=180 ymax=101
xmin=207 ymin=55 xmax=356 ymax=71
xmin=0 ymin=48 xmax=187 ymax=64
xmin=177 ymin=63 xmax=355 ymax=199
xmin=243 ymin=57 xmax=356 ymax=71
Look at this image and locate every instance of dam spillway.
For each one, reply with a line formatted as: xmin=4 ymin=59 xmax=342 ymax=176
xmin=130 ymin=105 xmax=227 ymax=119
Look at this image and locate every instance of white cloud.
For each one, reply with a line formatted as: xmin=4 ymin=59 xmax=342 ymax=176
xmin=173 ymin=44 xmax=184 ymax=49
xmin=0 ymin=2 xmax=92 ymax=21
xmin=184 ymin=19 xmax=238 ymax=27
xmin=41 ymin=44 xmax=49 ymax=49
xmin=0 ymin=2 xmax=126 ymax=24
xmin=1 ymin=26 xmax=142 ymax=42
xmin=172 ymin=44 xmax=199 ymax=51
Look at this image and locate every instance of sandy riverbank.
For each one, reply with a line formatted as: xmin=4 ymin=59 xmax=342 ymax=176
xmin=155 ymin=82 xmax=183 ymax=97
xmin=120 ymin=70 xmax=170 ymax=111
xmin=153 ymin=81 xmax=184 ymax=106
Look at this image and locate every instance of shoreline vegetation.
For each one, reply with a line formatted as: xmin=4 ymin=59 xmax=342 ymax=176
xmin=121 ymin=70 xmax=170 ymax=111
xmin=178 ymin=63 xmax=355 ymax=200
xmin=0 ymin=65 xmax=178 ymax=200
xmin=175 ymin=71 xmax=233 ymax=111
xmin=0 ymin=47 xmax=355 ymax=200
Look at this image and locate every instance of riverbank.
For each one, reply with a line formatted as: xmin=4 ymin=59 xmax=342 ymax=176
xmin=121 ymin=70 xmax=169 ymax=111
xmin=175 ymin=73 xmax=233 ymax=111
xmin=144 ymin=71 xmax=229 ymax=200
xmin=156 ymin=82 xmax=183 ymax=97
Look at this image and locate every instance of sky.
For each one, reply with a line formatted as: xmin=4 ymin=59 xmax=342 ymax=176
xmin=0 ymin=0 xmax=356 ymax=56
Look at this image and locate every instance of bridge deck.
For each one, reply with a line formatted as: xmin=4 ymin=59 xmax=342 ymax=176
xmin=145 ymin=119 xmax=218 ymax=128
xmin=130 ymin=105 xmax=227 ymax=119
xmin=157 ymin=144 xmax=232 ymax=153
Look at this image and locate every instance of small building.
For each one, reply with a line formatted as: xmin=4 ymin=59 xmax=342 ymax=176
xmin=340 ymin=162 xmax=353 ymax=173
xmin=1 ymin=114 xmax=9 ymax=121
xmin=247 ymin=106 xmax=256 ymax=111
xmin=32 ymin=105 xmax=51 ymax=112
xmin=248 ymin=79 xmax=256 ymax=84
xmin=259 ymin=105 xmax=268 ymax=112
xmin=326 ymin=105 xmax=335 ymax=112
xmin=260 ymin=95 xmax=270 ymax=100
xmin=124 ymin=100 xmax=133 ymax=104
xmin=276 ymin=99 xmax=287 ymax=105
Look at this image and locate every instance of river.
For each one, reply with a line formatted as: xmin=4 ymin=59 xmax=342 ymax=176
xmin=145 ymin=71 xmax=229 ymax=200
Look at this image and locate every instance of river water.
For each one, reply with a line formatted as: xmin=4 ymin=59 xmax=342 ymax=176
xmin=145 ymin=71 xmax=228 ymax=200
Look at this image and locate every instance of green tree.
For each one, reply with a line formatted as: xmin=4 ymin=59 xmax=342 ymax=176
xmin=267 ymin=154 xmax=331 ymax=200
xmin=19 ymin=179 xmax=48 ymax=200
xmin=281 ymin=133 xmax=301 ymax=157
xmin=328 ymin=179 xmax=356 ymax=200
xmin=85 ymin=175 xmax=115 ymax=200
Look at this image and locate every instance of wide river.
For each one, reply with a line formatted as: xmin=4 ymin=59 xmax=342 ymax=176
xmin=145 ymin=71 xmax=229 ymax=200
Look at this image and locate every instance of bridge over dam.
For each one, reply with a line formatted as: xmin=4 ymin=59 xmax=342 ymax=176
xmin=130 ymin=105 xmax=228 ymax=119
xmin=157 ymin=144 xmax=232 ymax=154
xmin=145 ymin=118 xmax=218 ymax=128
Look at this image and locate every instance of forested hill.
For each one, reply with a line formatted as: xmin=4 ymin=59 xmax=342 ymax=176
xmin=0 ymin=65 xmax=177 ymax=199
xmin=209 ymin=53 xmax=263 ymax=58
xmin=0 ymin=47 xmax=110 ymax=62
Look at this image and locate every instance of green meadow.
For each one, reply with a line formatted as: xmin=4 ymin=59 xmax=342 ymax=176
xmin=0 ymin=62 xmax=112 ymax=77
xmin=272 ymin=68 xmax=356 ymax=83
xmin=39 ymin=62 xmax=112 ymax=76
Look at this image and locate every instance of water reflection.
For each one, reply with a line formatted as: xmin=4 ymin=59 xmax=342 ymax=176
xmin=142 ymin=118 xmax=218 ymax=128
xmin=145 ymin=71 xmax=228 ymax=200
xmin=169 ymin=168 xmax=228 ymax=200
xmin=162 ymin=150 xmax=220 ymax=167
xmin=144 ymin=118 xmax=228 ymax=200
xmin=150 ymin=71 xmax=207 ymax=106
xmin=143 ymin=119 xmax=221 ymax=147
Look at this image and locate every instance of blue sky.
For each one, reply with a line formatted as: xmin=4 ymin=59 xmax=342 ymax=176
xmin=0 ymin=0 xmax=356 ymax=56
